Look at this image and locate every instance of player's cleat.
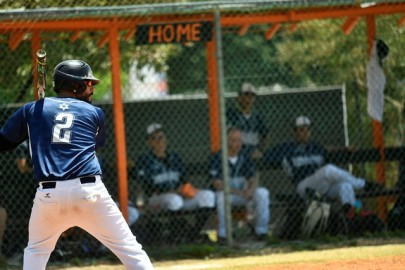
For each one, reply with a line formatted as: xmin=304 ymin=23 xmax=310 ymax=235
xmin=255 ymin=234 xmax=267 ymax=242
xmin=217 ymin=237 xmax=227 ymax=245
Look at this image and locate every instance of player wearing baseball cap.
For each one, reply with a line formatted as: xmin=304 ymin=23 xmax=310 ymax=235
xmin=209 ymin=127 xmax=270 ymax=243
xmin=134 ymin=123 xmax=215 ymax=241
xmin=0 ymin=60 xmax=154 ymax=269
xmin=226 ymin=82 xmax=269 ymax=159
xmin=265 ymin=115 xmax=384 ymax=209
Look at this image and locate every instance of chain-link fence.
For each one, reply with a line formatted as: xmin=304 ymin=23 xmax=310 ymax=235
xmin=0 ymin=0 xmax=405 ymax=265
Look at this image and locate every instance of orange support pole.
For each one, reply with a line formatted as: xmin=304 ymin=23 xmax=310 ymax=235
xmin=124 ymin=29 xmax=136 ymax=41
xmin=289 ymin=23 xmax=298 ymax=32
xmin=366 ymin=15 xmax=387 ymax=221
xmin=98 ymin=32 xmax=109 ymax=48
xmin=70 ymin=31 xmax=82 ymax=43
xmin=206 ymin=39 xmax=221 ymax=153
xmin=238 ymin=25 xmax=250 ymax=36
xmin=31 ymin=31 xmax=41 ymax=100
xmin=109 ymin=23 xmax=129 ymax=221
xmin=9 ymin=31 xmax=26 ymax=51
xmin=265 ymin=23 xmax=281 ymax=40
xmin=399 ymin=15 xmax=405 ymax=27
xmin=342 ymin=17 xmax=361 ymax=35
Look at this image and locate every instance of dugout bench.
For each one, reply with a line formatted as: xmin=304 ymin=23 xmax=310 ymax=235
xmin=266 ymin=146 xmax=405 ymax=239
xmin=127 ymin=145 xmax=405 ymax=245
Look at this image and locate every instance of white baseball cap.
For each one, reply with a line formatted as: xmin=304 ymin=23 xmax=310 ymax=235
xmin=239 ymin=82 xmax=257 ymax=95
xmin=295 ymin=115 xmax=311 ymax=127
xmin=146 ymin=123 xmax=163 ymax=136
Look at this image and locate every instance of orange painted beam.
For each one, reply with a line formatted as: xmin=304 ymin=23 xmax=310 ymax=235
xmin=221 ymin=3 xmax=405 ymax=26
xmin=97 ymin=32 xmax=109 ymax=48
xmin=399 ymin=15 xmax=405 ymax=27
xmin=0 ymin=3 xmax=404 ymax=33
xmin=265 ymin=23 xmax=281 ymax=40
xmin=70 ymin=31 xmax=82 ymax=42
xmin=0 ymin=20 xmax=111 ymax=31
xmin=342 ymin=17 xmax=361 ymax=35
xmin=238 ymin=25 xmax=250 ymax=36
xmin=289 ymin=23 xmax=298 ymax=32
xmin=9 ymin=31 xmax=26 ymax=51
xmin=109 ymin=23 xmax=129 ymax=221
xmin=367 ymin=15 xmax=387 ymax=222
xmin=206 ymin=40 xmax=221 ymax=153
xmin=367 ymin=16 xmax=376 ymax=57
xmin=124 ymin=29 xmax=136 ymax=40
xmin=0 ymin=15 xmax=213 ymax=31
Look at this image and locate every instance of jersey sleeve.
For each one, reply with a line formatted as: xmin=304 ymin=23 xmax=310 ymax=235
xmin=174 ymin=153 xmax=187 ymax=184
xmin=208 ymin=152 xmax=221 ymax=180
xmin=95 ymin=107 xmax=106 ymax=148
xmin=243 ymin=156 xmax=256 ymax=179
xmin=135 ymin=155 xmax=154 ymax=194
xmin=264 ymin=143 xmax=288 ymax=167
xmin=256 ymin=113 xmax=270 ymax=137
xmin=0 ymin=104 xmax=29 ymax=143
xmin=226 ymin=107 xmax=238 ymax=127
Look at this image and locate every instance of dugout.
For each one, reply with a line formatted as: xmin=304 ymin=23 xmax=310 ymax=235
xmin=118 ymin=85 xmax=347 ymax=167
xmin=96 ymin=85 xmax=347 ymax=228
xmin=0 ymin=1 xmax=404 ymax=224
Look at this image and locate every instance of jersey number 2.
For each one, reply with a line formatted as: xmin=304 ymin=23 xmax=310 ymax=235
xmin=52 ymin=112 xmax=74 ymax=143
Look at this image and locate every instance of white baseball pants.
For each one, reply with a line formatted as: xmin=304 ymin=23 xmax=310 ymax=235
xmin=24 ymin=176 xmax=154 ymax=270
xmin=216 ymin=187 xmax=270 ymax=238
xmin=297 ymin=164 xmax=365 ymax=205
xmin=148 ymin=189 xmax=215 ymax=211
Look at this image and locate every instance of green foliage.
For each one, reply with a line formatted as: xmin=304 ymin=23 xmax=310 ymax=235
xmin=0 ymin=0 xmax=192 ymax=9
xmin=0 ymin=3 xmax=404 ymax=157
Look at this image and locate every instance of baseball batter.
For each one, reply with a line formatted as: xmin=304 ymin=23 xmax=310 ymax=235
xmin=0 ymin=60 xmax=154 ymax=270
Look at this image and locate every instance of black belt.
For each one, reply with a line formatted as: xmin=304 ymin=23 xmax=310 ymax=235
xmin=41 ymin=176 xmax=97 ymax=189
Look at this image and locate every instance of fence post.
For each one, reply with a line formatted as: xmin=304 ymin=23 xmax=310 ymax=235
xmin=109 ymin=22 xmax=129 ymax=221
xmin=214 ymin=8 xmax=233 ymax=246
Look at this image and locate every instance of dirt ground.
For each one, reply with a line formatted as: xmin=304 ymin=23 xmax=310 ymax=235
xmin=50 ymin=254 xmax=405 ymax=270
xmin=253 ymin=255 xmax=405 ymax=270
xmin=46 ymin=241 xmax=405 ymax=270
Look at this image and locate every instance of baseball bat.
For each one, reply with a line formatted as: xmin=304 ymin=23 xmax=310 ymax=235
xmin=36 ymin=49 xmax=47 ymax=100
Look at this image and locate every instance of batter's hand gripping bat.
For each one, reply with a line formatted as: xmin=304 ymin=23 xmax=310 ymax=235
xmin=36 ymin=49 xmax=47 ymax=100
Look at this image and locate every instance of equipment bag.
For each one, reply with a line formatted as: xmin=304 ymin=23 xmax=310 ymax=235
xmin=302 ymin=200 xmax=331 ymax=238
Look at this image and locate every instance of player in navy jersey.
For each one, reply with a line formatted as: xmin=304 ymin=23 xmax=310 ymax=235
xmin=265 ymin=115 xmax=382 ymax=208
xmin=209 ymin=127 xmax=270 ymax=242
xmin=135 ymin=123 xmax=215 ymax=239
xmin=0 ymin=60 xmax=154 ymax=270
xmin=226 ymin=82 xmax=269 ymax=159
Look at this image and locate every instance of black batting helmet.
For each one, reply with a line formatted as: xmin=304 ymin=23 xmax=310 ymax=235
xmin=53 ymin=60 xmax=100 ymax=93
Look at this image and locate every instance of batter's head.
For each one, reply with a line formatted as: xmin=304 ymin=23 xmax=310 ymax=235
xmin=53 ymin=60 xmax=100 ymax=94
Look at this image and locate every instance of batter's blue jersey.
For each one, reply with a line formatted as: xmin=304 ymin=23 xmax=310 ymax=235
xmin=264 ymin=141 xmax=326 ymax=185
xmin=0 ymin=97 xmax=105 ymax=181
xmin=136 ymin=151 xmax=186 ymax=196
xmin=208 ymin=151 xmax=255 ymax=190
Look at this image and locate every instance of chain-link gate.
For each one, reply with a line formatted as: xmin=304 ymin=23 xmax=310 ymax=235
xmin=0 ymin=0 xmax=404 ymax=266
